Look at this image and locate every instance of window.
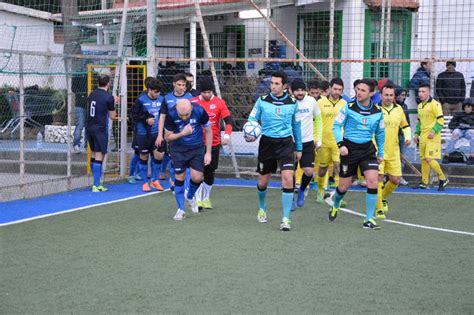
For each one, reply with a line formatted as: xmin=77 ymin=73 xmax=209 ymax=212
xmin=363 ymin=9 xmax=412 ymax=87
xmin=297 ymin=11 xmax=343 ymax=80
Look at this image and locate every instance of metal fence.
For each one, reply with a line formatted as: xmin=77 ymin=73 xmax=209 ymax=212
xmin=1 ymin=0 xmax=473 ymax=200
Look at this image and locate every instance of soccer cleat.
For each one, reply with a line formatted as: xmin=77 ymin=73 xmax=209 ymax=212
xmin=196 ymin=200 xmax=203 ymax=211
xmin=92 ymin=185 xmax=108 ymax=192
xmin=304 ymin=188 xmax=309 ymax=197
xmin=438 ymin=178 xmax=449 ymax=191
xmin=150 ymin=180 xmax=164 ymax=191
xmin=375 ymin=209 xmax=386 ymax=220
xmin=142 ymin=182 xmax=151 ymax=192
xmin=128 ymin=176 xmax=136 ymax=184
xmin=280 ymin=217 xmax=291 ymax=231
xmin=187 ymin=197 xmax=199 ymax=214
xmin=316 ymin=192 xmax=324 ymax=203
xmin=382 ymin=199 xmax=389 ymax=213
xmin=328 ymin=206 xmax=338 ymax=222
xmin=417 ymin=182 xmax=428 ymax=189
xmin=297 ymin=188 xmax=305 ymax=207
xmin=73 ymin=145 xmax=81 ymax=153
xmin=173 ymin=209 xmax=186 ymax=221
xmin=202 ymin=198 xmax=213 ymax=209
xmin=399 ymin=177 xmax=408 ymax=186
xmin=135 ymin=173 xmax=142 ymax=181
xmin=363 ymin=218 xmax=381 ymax=230
xmin=257 ymin=209 xmax=267 ymax=223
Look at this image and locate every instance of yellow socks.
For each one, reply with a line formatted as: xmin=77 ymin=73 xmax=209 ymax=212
xmin=317 ymin=175 xmax=326 ymax=194
xmin=376 ymin=181 xmax=384 ymax=210
xmin=334 ymin=175 xmax=340 ymax=187
xmin=421 ymin=159 xmax=430 ymax=184
xmin=382 ymin=181 xmax=398 ymax=199
xmin=428 ymin=160 xmax=446 ymax=180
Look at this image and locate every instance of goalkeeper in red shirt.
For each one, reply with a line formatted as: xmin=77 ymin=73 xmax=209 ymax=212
xmin=191 ymin=78 xmax=234 ymax=210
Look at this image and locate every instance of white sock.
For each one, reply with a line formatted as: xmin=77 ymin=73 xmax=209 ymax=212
xmin=202 ymin=183 xmax=212 ymax=200
xmin=195 ymin=184 xmax=203 ymax=202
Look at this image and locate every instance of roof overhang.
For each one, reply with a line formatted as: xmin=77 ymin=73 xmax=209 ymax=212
xmin=0 ymin=2 xmax=61 ymax=22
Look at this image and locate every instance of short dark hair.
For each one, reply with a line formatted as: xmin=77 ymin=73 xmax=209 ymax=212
xmin=330 ymin=78 xmax=344 ymax=88
xmin=419 ymin=83 xmax=431 ymax=89
xmin=97 ymin=74 xmax=110 ymax=87
xmin=353 ymin=79 xmax=361 ymax=88
xmin=308 ymin=79 xmax=321 ymax=90
xmin=147 ymin=78 xmax=161 ymax=92
xmin=144 ymin=76 xmax=155 ymax=89
xmin=172 ymin=73 xmax=187 ymax=83
xmin=357 ymin=78 xmax=376 ymax=92
xmin=381 ymin=83 xmax=396 ymax=93
xmin=271 ymin=71 xmax=287 ymax=85
xmin=320 ymin=80 xmax=330 ymax=91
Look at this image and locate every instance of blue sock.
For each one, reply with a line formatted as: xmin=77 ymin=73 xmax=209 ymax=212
xmin=169 ymin=161 xmax=175 ymax=183
xmin=129 ymin=154 xmax=139 ymax=177
xmin=334 ymin=187 xmax=346 ymax=209
xmin=90 ymin=158 xmax=95 ymax=172
xmin=152 ymin=158 xmax=162 ymax=181
xmin=161 ymin=154 xmax=170 ymax=175
xmin=366 ymin=188 xmax=378 ymax=222
xmin=282 ymin=189 xmax=294 ymax=219
xmin=257 ymin=185 xmax=267 ymax=210
xmin=186 ymin=179 xmax=200 ymax=200
xmin=139 ymin=159 xmax=148 ymax=183
xmin=174 ymin=179 xmax=185 ymax=210
xmin=92 ymin=161 xmax=102 ymax=187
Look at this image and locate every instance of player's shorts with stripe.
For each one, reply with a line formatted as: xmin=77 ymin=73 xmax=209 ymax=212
xmin=339 ymin=139 xmax=379 ymax=178
xmin=204 ymin=146 xmax=220 ymax=174
xmin=136 ymin=133 xmax=166 ymax=155
xmin=318 ymin=145 xmax=340 ymax=167
xmin=86 ymin=128 xmax=108 ymax=154
xmin=419 ymin=139 xmax=441 ymax=160
xmin=170 ymin=144 xmax=205 ymax=174
xmin=379 ymin=158 xmax=402 ymax=177
xmin=298 ymin=141 xmax=315 ymax=168
xmin=257 ymin=135 xmax=295 ymax=175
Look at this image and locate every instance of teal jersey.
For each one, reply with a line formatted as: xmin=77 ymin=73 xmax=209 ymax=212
xmin=248 ymin=91 xmax=302 ymax=151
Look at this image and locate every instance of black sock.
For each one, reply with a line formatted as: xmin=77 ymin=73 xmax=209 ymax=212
xmin=300 ymin=174 xmax=313 ymax=191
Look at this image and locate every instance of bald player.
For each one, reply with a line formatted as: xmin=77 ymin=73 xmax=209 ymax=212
xmin=164 ymin=99 xmax=212 ymax=220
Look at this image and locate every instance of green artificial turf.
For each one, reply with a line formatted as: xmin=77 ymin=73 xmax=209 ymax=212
xmin=1 ymin=187 xmax=473 ymax=313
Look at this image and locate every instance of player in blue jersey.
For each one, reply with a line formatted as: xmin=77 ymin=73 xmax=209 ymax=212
xmin=246 ymin=71 xmax=303 ymax=231
xmin=131 ymin=78 xmax=165 ymax=192
xmin=164 ymin=99 xmax=212 ymax=220
xmin=85 ymin=74 xmax=117 ymax=192
xmin=157 ymin=73 xmax=194 ymax=190
xmin=330 ymin=79 xmax=385 ymax=230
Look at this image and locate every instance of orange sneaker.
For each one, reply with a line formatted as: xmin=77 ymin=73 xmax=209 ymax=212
xmin=142 ymin=182 xmax=151 ymax=192
xmin=150 ymin=180 xmax=164 ymax=191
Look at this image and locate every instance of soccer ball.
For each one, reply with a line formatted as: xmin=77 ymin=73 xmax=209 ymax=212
xmin=243 ymin=120 xmax=262 ymax=139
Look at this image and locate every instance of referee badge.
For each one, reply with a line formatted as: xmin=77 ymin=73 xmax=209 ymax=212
xmin=342 ymin=164 xmax=348 ymax=174
xmin=275 ymin=108 xmax=281 ymax=115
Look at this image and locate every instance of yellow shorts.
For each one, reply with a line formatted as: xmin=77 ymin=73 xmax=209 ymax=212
xmin=318 ymin=146 xmax=340 ymax=167
xmin=379 ymin=159 xmax=402 ymax=176
xmin=419 ymin=140 xmax=441 ymax=160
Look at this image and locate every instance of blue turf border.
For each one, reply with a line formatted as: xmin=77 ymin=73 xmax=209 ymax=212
xmin=1 ymin=178 xmax=473 ymax=225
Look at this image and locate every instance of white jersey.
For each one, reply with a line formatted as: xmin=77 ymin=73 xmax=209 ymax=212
xmin=295 ymin=94 xmax=321 ymax=143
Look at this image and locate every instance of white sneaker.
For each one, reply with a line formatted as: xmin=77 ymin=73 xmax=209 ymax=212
xmin=399 ymin=177 xmax=408 ymax=186
xmin=173 ymin=209 xmax=186 ymax=221
xmin=73 ymin=145 xmax=81 ymax=153
xmin=187 ymin=197 xmax=199 ymax=214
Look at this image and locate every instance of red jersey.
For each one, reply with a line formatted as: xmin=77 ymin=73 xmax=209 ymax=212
xmin=191 ymin=95 xmax=232 ymax=146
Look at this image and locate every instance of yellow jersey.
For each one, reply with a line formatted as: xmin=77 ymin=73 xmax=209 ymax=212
xmin=381 ymin=104 xmax=410 ymax=161
xmin=317 ymin=96 xmax=346 ymax=147
xmin=417 ymin=97 xmax=444 ymax=141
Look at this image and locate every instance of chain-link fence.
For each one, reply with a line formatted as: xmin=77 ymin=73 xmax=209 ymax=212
xmin=1 ymin=0 xmax=473 ymax=200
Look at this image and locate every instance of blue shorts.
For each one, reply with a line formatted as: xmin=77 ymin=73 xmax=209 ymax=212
xmin=170 ymin=145 xmax=205 ymax=174
xmin=87 ymin=130 xmax=108 ymax=154
xmin=136 ymin=134 xmax=165 ymax=155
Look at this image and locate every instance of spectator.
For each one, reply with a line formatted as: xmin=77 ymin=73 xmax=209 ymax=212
xmin=184 ymin=72 xmax=200 ymax=97
xmin=281 ymin=62 xmax=302 ymax=84
xmin=254 ymin=68 xmax=271 ymax=101
xmin=409 ymin=59 xmax=432 ymax=103
xmin=442 ymin=98 xmax=474 ymax=165
xmin=395 ymin=87 xmax=411 ymax=185
xmin=435 ymin=60 xmax=466 ymax=115
xmin=72 ymin=73 xmax=88 ymax=153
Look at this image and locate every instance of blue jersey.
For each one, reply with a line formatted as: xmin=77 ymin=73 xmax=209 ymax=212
xmin=333 ymin=101 xmax=385 ymax=157
xmin=131 ymin=92 xmax=163 ymax=136
xmin=86 ymin=88 xmax=115 ymax=132
xmin=248 ymin=91 xmax=302 ymax=151
xmin=164 ymin=104 xmax=211 ymax=150
xmin=160 ymin=92 xmax=193 ymax=115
